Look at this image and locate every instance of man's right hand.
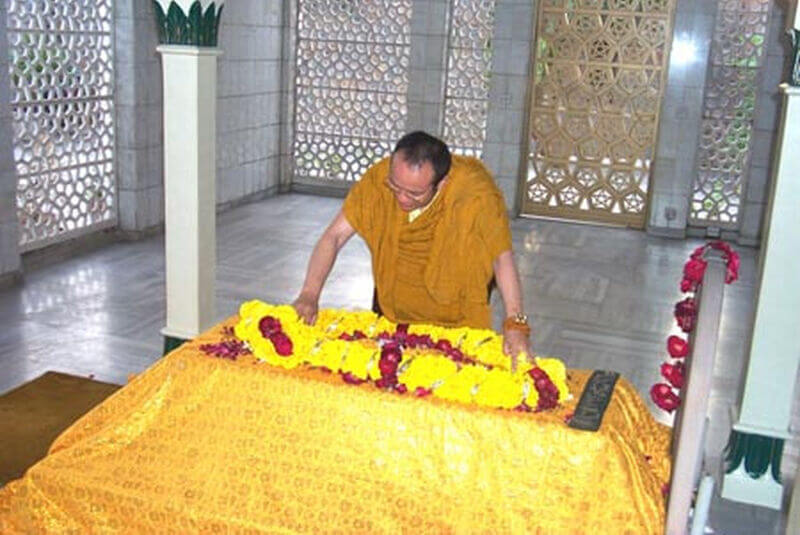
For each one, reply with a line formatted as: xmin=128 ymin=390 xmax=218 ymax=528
xmin=292 ymin=293 xmax=319 ymax=325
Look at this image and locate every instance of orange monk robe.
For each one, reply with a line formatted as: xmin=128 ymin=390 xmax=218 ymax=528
xmin=343 ymin=155 xmax=512 ymax=329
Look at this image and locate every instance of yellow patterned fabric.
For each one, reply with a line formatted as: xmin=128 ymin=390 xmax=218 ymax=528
xmin=0 ymin=319 xmax=671 ymax=534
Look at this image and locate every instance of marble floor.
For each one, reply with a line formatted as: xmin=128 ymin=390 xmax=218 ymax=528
xmin=0 ymin=193 xmax=786 ymax=532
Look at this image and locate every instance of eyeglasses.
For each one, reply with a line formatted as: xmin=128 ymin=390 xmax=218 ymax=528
xmin=384 ymin=176 xmax=434 ymax=202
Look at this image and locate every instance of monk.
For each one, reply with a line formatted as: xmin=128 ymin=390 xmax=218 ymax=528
xmin=292 ymin=131 xmax=532 ymax=364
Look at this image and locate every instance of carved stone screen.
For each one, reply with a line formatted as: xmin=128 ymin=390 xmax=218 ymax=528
xmin=7 ymin=0 xmax=116 ymax=250
xmin=293 ymin=0 xmax=412 ymax=183
xmin=689 ymin=0 xmax=771 ymax=227
xmin=523 ymin=0 xmax=674 ymax=228
xmin=443 ymin=0 xmax=496 ymax=157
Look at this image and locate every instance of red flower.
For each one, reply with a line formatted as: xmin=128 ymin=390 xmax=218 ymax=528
xmin=376 ymin=331 xmax=393 ymax=342
xmin=200 ymin=340 xmax=250 ymax=360
xmin=447 ymin=348 xmax=465 ymax=362
xmin=666 ymin=335 xmax=689 ymax=359
xmin=529 ymin=367 xmax=546 ymax=381
xmin=726 ymin=251 xmax=740 ymax=283
xmin=379 ymin=344 xmax=403 ymax=377
xmin=378 ymin=358 xmax=399 ymax=376
xmin=416 ymin=334 xmax=434 ymax=348
xmin=650 ymin=383 xmax=681 ymax=413
xmin=381 ymin=343 xmax=402 ymax=361
xmin=674 ymin=297 xmax=697 ymax=333
xmin=660 ymin=361 xmax=685 ymax=389
xmin=258 ymin=316 xmax=282 ymax=337
xmin=341 ymin=372 xmax=366 ymax=385
xmin=395 ymin=383 xmax=408 ymax=394
xmin=340 ymin=330 xmax=368 ymax=341
xmin=269 ymin=331 xmax=293 ymax=356
xmin=406 ymin=334 xmax=434 ymax=349
xmin=414 ymin=387 xmax=432 ymax=397
xmin=683 ymin=258 xmax=707 ymax=284
xmin=375 ymin=375 xmax=397 ymax=389
xmin=680 ymin=278 xmax=697 ymax=293
xmin=528 ymin=367 xmax=559 ymax=410
xmin=435 ymin=339 xmax=453 ymax=352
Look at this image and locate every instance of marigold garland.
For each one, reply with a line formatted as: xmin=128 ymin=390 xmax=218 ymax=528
xmin=233 ymin=300 xmax=571 ymax=413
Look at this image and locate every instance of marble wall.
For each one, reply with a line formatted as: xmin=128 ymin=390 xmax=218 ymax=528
xmin=406 ymin=0 xmax=449 ymax=137
xmin=278 ymin=2 xmax=295 ymax=193
xmin=482 ymin=0 xmax=537 ymax=212
xmin=115 ymin=0 xmax=164 ymax=233
xmin=647 ymin=0 xmax=716 ymax=237
xmin=216 ymin=2 xmax=284 ymax=206
xmin=0 ymin=1 xmax=21 ymax=281
xmin=739 ymin=3 xmax=791 ymax=246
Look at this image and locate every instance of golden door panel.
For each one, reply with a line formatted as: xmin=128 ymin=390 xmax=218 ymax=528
xmin=523 ymin=0 xmax=675 ymax=228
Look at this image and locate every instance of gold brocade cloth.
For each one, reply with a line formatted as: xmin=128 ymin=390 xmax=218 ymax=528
xmin=0 ymin=319 xmax=671 ymax=534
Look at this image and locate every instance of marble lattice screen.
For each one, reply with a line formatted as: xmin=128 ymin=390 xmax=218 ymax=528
xmin=688 ymin=0 xmax=773 ymax=229
xmin=442 ymin=0 xmax=497 ymax=158
xmin=291 ymin=0 xmax=502 ymax=185
xmin=6 ymin=0 xmax=117 ymax=251
xmin=291 ymin=0 xmax=412 ymax=184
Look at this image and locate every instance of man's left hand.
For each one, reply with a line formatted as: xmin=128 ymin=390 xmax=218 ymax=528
xmin=503 ymin=328 xmax=533 ymax=371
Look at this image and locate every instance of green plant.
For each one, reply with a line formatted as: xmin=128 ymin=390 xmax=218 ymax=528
xmin=152 ymin=1 xmax=224 ymax=46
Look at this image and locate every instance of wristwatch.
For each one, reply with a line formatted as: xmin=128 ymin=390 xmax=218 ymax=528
xmin=503 ymin=313 xmax=531 ymax=335
xmin=510 ymin=313 xmax=528 ymax=325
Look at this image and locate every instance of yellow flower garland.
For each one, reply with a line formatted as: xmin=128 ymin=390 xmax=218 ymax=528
xmin=234 ymin=300 xmax=570 ymax=412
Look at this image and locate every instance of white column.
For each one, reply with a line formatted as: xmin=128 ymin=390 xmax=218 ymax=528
xmin=721 ymin=84 xmax=800 ymax=509
xmin=157 ymin=45 xmax=221 ymax=343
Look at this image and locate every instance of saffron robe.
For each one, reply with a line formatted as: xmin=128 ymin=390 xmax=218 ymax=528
xmin=343 ymin=155 xmax=512 ymax=329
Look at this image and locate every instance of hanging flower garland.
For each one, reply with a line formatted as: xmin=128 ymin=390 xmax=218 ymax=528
xmin=232 ymin=300 xmax=571 ymax=413
xmin=650 ymin=241 xmax=740 ymax=413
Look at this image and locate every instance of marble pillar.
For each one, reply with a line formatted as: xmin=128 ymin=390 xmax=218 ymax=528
xmin=153 ymin=0 xmax=224 ymax=351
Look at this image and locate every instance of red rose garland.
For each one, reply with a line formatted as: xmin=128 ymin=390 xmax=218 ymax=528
xmin=650 ymin=241 xmax=740 ymax=413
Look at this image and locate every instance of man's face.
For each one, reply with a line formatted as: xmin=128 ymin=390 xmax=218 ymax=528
xmin=386 ymin=154 xmax=441 ymax=212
